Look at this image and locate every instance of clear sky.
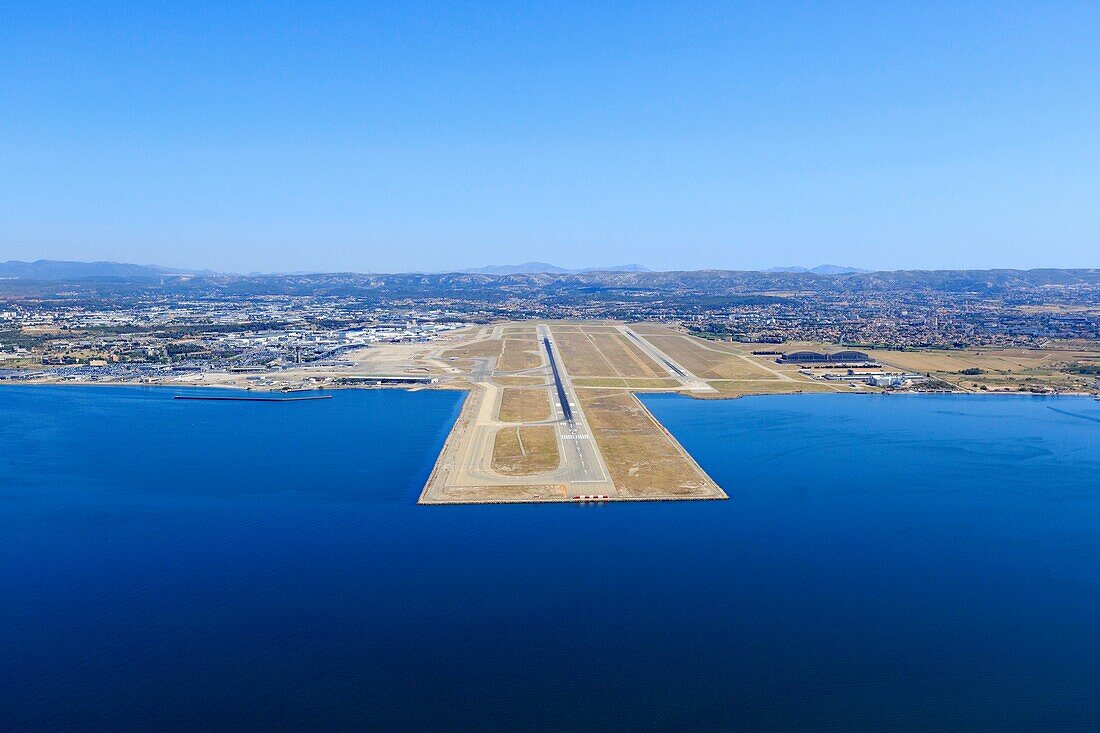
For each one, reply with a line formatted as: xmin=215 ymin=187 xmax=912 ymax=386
xmin=2 ymin=2 xmax=1098 ymax=273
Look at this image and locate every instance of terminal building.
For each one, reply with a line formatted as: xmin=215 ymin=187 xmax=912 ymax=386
xmin=778 ymin=350 xmax=871 ymax=364
xmin=338 ymin=374 xmax=437 ymax=386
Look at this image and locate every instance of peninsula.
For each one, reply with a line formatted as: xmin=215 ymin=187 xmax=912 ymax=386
xmin=4 ymin=268 xmax=1100 ymax=503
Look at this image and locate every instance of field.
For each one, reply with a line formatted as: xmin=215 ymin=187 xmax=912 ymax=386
xmin=494 ymin=375 xmax=548 ymax=386
xmin=577 ymin=389 xmax=723 ymax=498
xmin=572 ymin=377 xmax=681 ymax=389
xmin=491 ymin=426 xmax=560 ymax=476
xmin=498 ymin=387 xmax=551 ymax=422
xmin=443 ymin=338 xmax=502 ymax=360
xmin=623 ymin=323 xmax=676 ymax=335
xmin=872 ymin=349 xmax=1053 ymax=373
xmin=496 ymin=337 xmax=543 ymax=372
xmin=702 ymin=380 xmax=837 ymax=395
xmin=544 ymin=324 xmax=623 ymax=333
xmin=500 ymin=325 xmax=538 ymax=336
xmin=869 ymin=347 xmax=1100 ymax=392
xmin=441 ymin=328 xmax=543 ymax=374
xmin=549 ymin=326 xmax=667 ymax=378
xmin=554 ymin=322 xmax=836 ymax=396
xmin=635 ymin=330 xmax=780 ymax=380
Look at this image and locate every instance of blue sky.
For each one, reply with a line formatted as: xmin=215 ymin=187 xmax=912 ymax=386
xmin=2 ymin=2 xmax=1098 ymax=273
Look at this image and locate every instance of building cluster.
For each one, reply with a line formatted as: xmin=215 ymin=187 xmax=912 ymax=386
xmin=685 ymin=290 xmax=1100 ymax=349
xmin=0 ymin=294 xmax=466 ymax=381
xmin=2 ymin=273 xmax=1098 ymax=383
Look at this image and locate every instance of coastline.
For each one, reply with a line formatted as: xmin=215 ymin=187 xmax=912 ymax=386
xmin=4 ymin=320 xmax=1096 ymax=508
xmin=6 ymin=372 xmax=1091 ymax=400
xmin=4 ymin=380 xmax=1096 ymax=511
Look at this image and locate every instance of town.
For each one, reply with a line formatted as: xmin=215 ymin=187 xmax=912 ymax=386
xmin=2 ymin=268 xmax=1099 ymax=395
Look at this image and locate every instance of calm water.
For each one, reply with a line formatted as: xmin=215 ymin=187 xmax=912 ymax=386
xmin=2 ymin=387 xmax=1100 ymax=730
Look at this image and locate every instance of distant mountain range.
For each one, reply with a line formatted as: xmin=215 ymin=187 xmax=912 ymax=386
xmin=0 ymin=259 xmax=214 ymax=280
xmin=764 ymin=264 xmax=870 ymax=275
xmin=2 ymin=261 xmax=1099 ymax=300
xmin=460 ymin=262 xmax=649 ymax=275
xmin=5 ymin=261 xmax=1098 ymax=295
xmin=0 ymin=259 xmax=655 ymax=279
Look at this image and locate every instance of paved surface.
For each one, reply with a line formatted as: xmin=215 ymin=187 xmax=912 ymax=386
xmin=537 ymin=324 xmax=615 ymax=493
xmin=419 ymin=323 xmax=616 ymax=503
xmin=418 ymin=320 xmax=732 ymax=504
xmin=617 ymin=326 xmax=717 ymax=392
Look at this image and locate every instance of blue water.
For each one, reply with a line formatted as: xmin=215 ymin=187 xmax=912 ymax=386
xmin=2 ymin=387 xmax=1100 ymax=730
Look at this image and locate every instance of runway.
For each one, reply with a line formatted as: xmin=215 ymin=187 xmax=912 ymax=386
xmin=418 ymin=320 xmax=727 ymax=504
xmin=618 ymin=326 xmax=716 ymax=392
xmin=538 ymin=324 xmax=615 ymax=493
xmin=419 ymin=323 xmax=616 ymax=502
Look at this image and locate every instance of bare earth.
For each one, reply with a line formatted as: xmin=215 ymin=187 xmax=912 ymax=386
xmin=491 ymin=425 xmax=560 ymax=475
xmin=497 ymin=387 xmax=551 ymax=423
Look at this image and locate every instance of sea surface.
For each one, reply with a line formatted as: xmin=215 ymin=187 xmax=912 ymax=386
xmin=2 ymin=386 xmax=1100 ymax=730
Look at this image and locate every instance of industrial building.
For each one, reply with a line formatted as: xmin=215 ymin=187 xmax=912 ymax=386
xmin=778 ymin=350 xmax=871 ymax=364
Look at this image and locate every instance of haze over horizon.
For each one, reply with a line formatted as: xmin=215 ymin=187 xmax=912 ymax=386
xmin=3 ymin=3 xmax=1098 ymax=273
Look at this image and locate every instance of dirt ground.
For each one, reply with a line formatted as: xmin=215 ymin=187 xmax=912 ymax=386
xmin=635 ymin=331 xmax=780 ymax=380
xmin=494 ymin=375 xmax=548 ymax=386
xmin=572 ymin=377 xmax=681 ymax=389
xmin=498 ymin=387 xmax=551 ymax=422
xmin=868 ymin=347 xmax=1100 ymax=392
xmin=491 ymin=425 xmax=561 ymax=475
xmin=497 ymin=338 xmax=543 ymax=372
xmin=443 ymin=339 xmax=502 ymax=360
xmin=577 ymin=389 xmax=723 ymax=498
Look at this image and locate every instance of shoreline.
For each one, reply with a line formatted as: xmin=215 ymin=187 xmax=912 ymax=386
xmin=2 ymin=372 xmax=1094 ymax=400
xmin=0 ymin=377 xmax=469 ymax=394
xmin=677 ymin=387 xmax=1098 ymax=400
xmin=4 ymin=381 xmax=1095 ymax=509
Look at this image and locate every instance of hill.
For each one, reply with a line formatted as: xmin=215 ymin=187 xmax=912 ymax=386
xmin=0 ymin=260 xmax=211 ymax=280
xmin=765 ymin=264 xmax=870 ymax=275
xmin=461 ymin=262 xmax=648 ymax=275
